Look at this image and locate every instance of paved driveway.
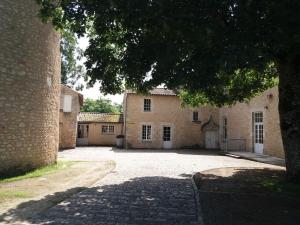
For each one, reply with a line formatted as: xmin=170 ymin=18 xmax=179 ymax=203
xmin=32 ymin=147 xmax=281 ymax=225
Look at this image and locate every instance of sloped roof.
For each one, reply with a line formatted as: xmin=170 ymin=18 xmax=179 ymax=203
xmin=61 ymin=84 xmax=84 ymax=106
xmin=78 ymin=112 xmax=123 ymax=123
xmin=126 ymin=88 xmax=177 ymax=96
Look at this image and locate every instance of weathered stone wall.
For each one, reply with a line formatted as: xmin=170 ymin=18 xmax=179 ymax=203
xmin=59 ymin=85 xmax=81 ymax=149
xmin=219 ymin=87 xmax=284 ymax=158
xmin=124 ymin=94 xmax=219 ymax=149
xmin=0 ymin=0 xmax=61 ymax=174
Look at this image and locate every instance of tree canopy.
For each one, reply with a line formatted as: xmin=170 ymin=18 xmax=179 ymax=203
xmin=37 ymin=0 xmax=299 ymax=105
xmin=81 ymin=97 xmax=122 ymax=113
xmin=60 ymin=28 xmax=86 ymax=90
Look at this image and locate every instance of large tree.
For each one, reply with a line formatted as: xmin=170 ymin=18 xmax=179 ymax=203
xmin=37 ymin=0 xmax=300 ymax=181
xmin=60 ymin=28 xmax=85 ymax=90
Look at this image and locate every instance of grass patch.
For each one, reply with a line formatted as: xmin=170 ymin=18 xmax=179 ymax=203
xmin=0 ymin=191 xmax=32 ymax=199
xmin=0 ymin=161 xmax=75 ymax=183
xmin=261 ymin=179 xmax=300 ymax=197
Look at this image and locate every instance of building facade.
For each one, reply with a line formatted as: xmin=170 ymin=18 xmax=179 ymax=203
xmin=59 ymin=85 xmax=83 ymax=149
xmin=77 ymin=113 xmax=123 ymax=146
xmin=0 ymin=0 xmax=60 ymax=175
xmin=219 ymin=86 xmax=284 ymax=158
xmin=123 ymin=89 xmax=219 ymax=149
xmin=123 ymin=87 xmax=284 ymax=158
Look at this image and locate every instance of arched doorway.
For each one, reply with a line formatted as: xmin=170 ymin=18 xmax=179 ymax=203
xmin=201 ymin=116 xmax=219 ymax=149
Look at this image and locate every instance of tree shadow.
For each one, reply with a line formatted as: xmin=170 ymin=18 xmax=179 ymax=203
xmin=1 ymin=176 xmax=199 ymax=225
xmin=194 ymin=168 xmax=300 ymax=225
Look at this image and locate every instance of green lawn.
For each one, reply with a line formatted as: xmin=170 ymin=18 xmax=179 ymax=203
xmin=0 ymin=191 xmax=32 ymax=200
xmin=0 ymin=161 xmax=75 ymax=183
xmin=261 ymin=179 xmax=300 ymax=197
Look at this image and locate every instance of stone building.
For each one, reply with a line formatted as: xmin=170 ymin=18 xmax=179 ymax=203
xmin=123 ymin=87 xmax=284 ymax=158
xmin=219 ymin=87 xmax=284 ymax=158
xmin=0 ymin=0 xmax=60 ymax=175
xmin=59 ymin=85 xmax=83 ymax=149
xmin=77 ymin=113 xmax=123 ymax=146
xmin=123 ymin=89 xmax=219 ymax=149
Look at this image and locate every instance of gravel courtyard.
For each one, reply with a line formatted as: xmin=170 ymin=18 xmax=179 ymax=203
xmin=21 ymin=147 xmax=283 ymax=225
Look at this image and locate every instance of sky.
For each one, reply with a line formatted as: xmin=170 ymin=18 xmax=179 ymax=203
xmin=76 ymin=36 xmax=124 ymax=104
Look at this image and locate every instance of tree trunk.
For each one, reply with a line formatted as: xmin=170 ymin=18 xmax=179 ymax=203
xmin=277 ymin=55 xmax=300 ymax=183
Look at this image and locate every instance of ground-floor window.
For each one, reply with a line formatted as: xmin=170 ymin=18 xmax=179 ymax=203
xmin=78 ymin=124 xmax=89 ymax=138
xmin=102 ymin=125 xmax=115 ymax=134
xmin=163 ymin=126 xmax=171 ymax=141
xmin=142 ymin=125 xmax=152 ymax=140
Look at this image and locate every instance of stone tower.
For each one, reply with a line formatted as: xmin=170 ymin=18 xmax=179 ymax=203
xmin=0 ymin=0 xmax=61 ymax=175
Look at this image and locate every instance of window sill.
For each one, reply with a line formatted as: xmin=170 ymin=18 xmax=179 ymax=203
xmin=141 ymin=140 xmax=152 ymax=143
xmin=192 ymin=120 xmax=201 ymax=123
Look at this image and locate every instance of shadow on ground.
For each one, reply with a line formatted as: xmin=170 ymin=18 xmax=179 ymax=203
xmin=194 ymin=168 xmax=300 ymax=225
xmin=1 ymin=176 xmax=198 ymax=225
xmin=110 ymin=147 xmax=220 ymax=155
xmin=73 ymin=146 xmax=220 ymax=156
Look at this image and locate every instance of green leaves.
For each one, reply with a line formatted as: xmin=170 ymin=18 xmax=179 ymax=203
xmin=81 ymin=98 xmax=122 ymax=113
xmin=60 ymin=28 xmax=86 ymax=90
xmin=36 ymin=0 xmax=300 ymax=106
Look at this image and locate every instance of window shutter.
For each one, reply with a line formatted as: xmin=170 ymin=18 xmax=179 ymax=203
xmin=63 ymin=95 xmax=72 ymax=112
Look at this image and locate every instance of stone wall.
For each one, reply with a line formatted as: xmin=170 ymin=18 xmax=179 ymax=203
xmin=0 ymin=0 xmax=61 ymax=175
xmin=124 ymin=94 xmax=219 ymax=149
xmin=59 ymin=85 xmax=82 ymax=149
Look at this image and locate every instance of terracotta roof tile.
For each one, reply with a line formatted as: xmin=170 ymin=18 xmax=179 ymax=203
xmin=78 ymin=112 xmax=123 ymax=123
xmin=126 ymin=88 xmax=177 ymax=96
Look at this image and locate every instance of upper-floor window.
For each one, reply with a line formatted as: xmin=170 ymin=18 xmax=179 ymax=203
xmin=102 ymin=125 xmax=115 ymax=134
xmin=142 ymin=125 xmax=152 ymax=140
xmin=193 ymin=111 xmax=199 ymax=121
xmin=144 ymin=99 xmax=151 ymax=112
xmin=63 ymin=95 xmax=72 ymax=112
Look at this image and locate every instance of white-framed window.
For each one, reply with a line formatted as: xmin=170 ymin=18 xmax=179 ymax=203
xmin=102 ymin=125 xmax=115 ymax=134
xmin=254 ymin=112 xmax=263 ymax=144
xmin=193 ymin=111 xmax=199 ymax=121
xmin=223 ymin=117 xmax=228 ymax=141
xmin=142 ymin=125 xmax=152 ymax=140
xmin=63 ymin=95 xmax=72 ymax=112
xmin=144 ymin=99 xmax=151 ymax=112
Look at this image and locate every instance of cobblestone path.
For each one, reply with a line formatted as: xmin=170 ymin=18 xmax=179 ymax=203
xmin=28 ymin=147 xmax=280 ymax=225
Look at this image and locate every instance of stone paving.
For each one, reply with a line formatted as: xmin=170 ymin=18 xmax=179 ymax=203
xmin=22 ymin=147 xmax=282 ymax=225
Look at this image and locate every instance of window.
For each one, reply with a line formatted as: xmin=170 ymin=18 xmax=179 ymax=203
xmin=193 ymin=111 xmax=199 ymax=121
xmin=142 ymin=125 xmax=152 ymax=140
xmin=254 ymin=112 xmax=263 ymax=144
xmin=144 ymin=99 xmax=151 ymax=111
xmin=163 ymin=126 xmax=171 ymax=141
xmin=223 ymin=117 xmax=228 ymax=141
xmin=102 ymin=125 xmax=115 ymax=134
xmin=77 ymin=124 xmax=89 ymax=138
xmin=63 ymin=95 xmax=72 ymax=112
